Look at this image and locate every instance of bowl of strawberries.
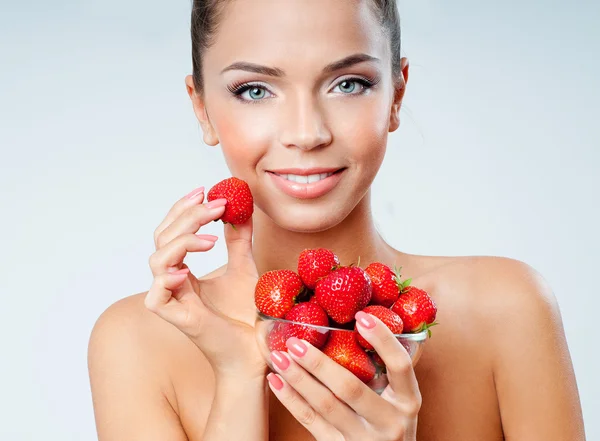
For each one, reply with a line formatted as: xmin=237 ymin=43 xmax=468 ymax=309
xmin=254 ymin=248 xmax=437 ymax=394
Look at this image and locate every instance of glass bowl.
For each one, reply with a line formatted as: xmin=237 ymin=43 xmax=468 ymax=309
xmin=255 ymin=311 xmax=428 ymax=394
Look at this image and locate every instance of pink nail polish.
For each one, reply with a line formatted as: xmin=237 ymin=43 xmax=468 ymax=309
xmin=270 ymin=351 xmax=290 ymax=371
xmin=205 ymin=198 xmax=228 ymax=209
xmin=356 ymin=311 xmax=376 ymax=329
xmin=267 ymin=373 xmax=284 ymax=391
xmin=286 ymin=337 xmax=307 ymax=357
xmin=185 ymin=187 xmax=205 ymax=199
xmin=195 ymin=234 xmax=218 ymax=242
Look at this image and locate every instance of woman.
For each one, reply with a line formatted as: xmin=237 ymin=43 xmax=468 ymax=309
xmin=88 ymin=0 xmax=585 ymax=439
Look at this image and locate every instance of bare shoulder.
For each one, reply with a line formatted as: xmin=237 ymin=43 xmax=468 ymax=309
xmin=412 ymin=254 xmax=562 ymax=356
xmin=88 ymin=266 xmax=226 ymax=424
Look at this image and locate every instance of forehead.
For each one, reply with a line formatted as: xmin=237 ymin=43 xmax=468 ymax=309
xmin=204 ymin=0 xmax=389 ymax=75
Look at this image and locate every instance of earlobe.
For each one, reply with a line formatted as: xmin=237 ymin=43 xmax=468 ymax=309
xmin=185 ymin=75 xmax=220 ymax=146
xmin=388 ymin=57 xmax=409 ymax=133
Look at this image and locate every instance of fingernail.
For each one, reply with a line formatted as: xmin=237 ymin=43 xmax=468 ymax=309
xmin=205 ymin=198 xmax=228 ymax=209
xmin=286 ymin=337 xmax=307 ymax=357
xmin=195 ymin=234 xmax=218 ymax=242
xmin=356 ymin=311 xmax=376 ymax=329
xmin=270 ymin=351 xmax=290 ymax=370
xmin=267 ymin=373 xmax=284 ymax=391
xmin=185 ymin=186 xmax=205 ymax=199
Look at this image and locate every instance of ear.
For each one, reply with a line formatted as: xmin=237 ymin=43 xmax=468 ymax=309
xmin=185 ymin=75 xmax=219 ymax=146
xmin=388 ymin=57 xmax=410 ymax=133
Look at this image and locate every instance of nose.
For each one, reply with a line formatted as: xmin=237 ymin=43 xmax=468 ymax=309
xmin=278 ymin=94 xmax=333 ymax=151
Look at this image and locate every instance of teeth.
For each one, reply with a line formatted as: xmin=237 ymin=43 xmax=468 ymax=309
xmin=276 ymin=172 xmax=334 ymax=183
xmin=307 ymin=174 xmax=321 ymax=184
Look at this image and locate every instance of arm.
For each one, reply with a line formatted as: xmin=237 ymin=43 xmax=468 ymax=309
xmin=88 ymin=297 xmax=270 ymax=441
xmin=489 ymin=260 xmax=585 ymax=440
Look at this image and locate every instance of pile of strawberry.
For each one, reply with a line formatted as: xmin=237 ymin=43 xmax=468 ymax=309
xmin=255 ymin=249 xmax=438 ymax=384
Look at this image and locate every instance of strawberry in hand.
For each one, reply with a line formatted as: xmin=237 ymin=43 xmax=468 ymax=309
xmin=207 ymin=177 xmax=254 ymax=225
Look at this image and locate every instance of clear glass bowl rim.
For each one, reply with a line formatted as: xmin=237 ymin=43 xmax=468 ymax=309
xmin=257 ymin=310 xmax=428 ymax=342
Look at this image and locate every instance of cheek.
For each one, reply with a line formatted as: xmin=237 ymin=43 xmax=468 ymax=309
xmin=209 ymin=101 xmax=274 ymax=176
xmin=330 ymin=96 xmax=390 ymax=168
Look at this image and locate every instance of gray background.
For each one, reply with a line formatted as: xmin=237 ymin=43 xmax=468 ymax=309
xmin=1 ymin=0 xmax=598 ymax=439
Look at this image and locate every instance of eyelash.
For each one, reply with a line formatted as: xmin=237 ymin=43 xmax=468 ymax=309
xmin=227 ymin=76 xmax=379 ymax=104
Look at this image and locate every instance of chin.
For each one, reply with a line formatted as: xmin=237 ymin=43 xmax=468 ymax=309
xmin=265 ymin=202 xmax=353 ymax=233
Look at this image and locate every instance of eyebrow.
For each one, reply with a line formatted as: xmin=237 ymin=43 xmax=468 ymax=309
xmin=220 ymin=53 xmax=380 ymax=77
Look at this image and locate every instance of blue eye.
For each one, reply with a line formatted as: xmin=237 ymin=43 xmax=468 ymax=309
xmin=332 ymin=77 xmax=376 ymax=95
xmin=228 ymin=83 xmax=273 ymax=103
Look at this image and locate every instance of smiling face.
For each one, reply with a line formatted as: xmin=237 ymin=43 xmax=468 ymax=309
xmin=187 ymin=0 xmax=408 ymax=232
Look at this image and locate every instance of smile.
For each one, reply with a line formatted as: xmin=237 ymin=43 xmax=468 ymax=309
xmin=273 ymin=172 xmax=334 ymax=184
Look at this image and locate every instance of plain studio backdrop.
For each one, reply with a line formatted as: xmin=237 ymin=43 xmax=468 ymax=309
xmin=1 ymin=0 xmax=598 ymax=439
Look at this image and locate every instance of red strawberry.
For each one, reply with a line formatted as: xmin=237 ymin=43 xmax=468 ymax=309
xmin=255 ymin=270 xmax=305 ymax=318
xmin=308 ymin=294 xmax=320 ymax=305
xmin=354 ymin=305 xmax=404 ymax=351
xmin=322 ymin=330 xmax=376 ymax=383
xmin=391 ymin=285 xmax=438 ymax=336
xmin=315 ymin=266 xmax=372 ymax=324
xmin=297 ymin=248 xmax=340 ymax=289
xmin=365 ymin=263 xmax=403 ymax=307
xmin=284 ymin=302 xmax=330 ymax=348
xmin=207 ymin=177 xmax=254 ymax=225
xmin=267 ymin=323 xmax=289 ymax=352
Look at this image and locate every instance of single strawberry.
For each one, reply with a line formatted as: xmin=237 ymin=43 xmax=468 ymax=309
xmin=321 ymin=330 xmax=376 ymax=384
xmin=297 ymin=248 xmax=340 ymax=289
xmin=284 ymin=302 xmax=330 ymax=348
xmin=255 ymin=270 xmax=305 ymax=318
xmin=315 ymin=266 xmax=372 ymax=324
xmin=391 ymin=285 xmax=438 ymax=337
xmin=365 ymin=263 xmax=406 ymax=307
xmin=354 ymin=305 xmax=404 ymax=351
xmin=267 ymin=323 xmax=289 ymax=352
xmin=207 ymin=177 xmax=254 ymax=225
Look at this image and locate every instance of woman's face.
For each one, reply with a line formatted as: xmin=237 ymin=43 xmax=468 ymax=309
xmin=187 ymin=0 xmax=407 ymax=232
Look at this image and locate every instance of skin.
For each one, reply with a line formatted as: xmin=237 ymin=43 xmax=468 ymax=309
xmin=88 ymin=0 xmax=586 ymax=439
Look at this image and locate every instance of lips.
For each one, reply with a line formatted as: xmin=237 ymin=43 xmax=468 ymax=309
xmin=267 ymin=168 xmax=346 ymax=200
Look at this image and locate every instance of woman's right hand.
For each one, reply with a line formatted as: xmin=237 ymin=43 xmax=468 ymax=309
xmin=144 ymin=187 xmax=267 ymax=380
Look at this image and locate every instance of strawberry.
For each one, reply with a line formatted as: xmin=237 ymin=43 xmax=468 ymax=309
xmin=267 ymin=323 xmax=289 ymax=352
xmin=354 ymin=305 xmax=404 ymax=351
xmin=322 ymin=330 xmax=376 ymax=384
xmin=284 ymin=302 xmax=330 ymax=348
xmin=207 ymin=177 xmax=254 ymax=225
xmin=297 ymin=248 xmax=340 ymax=289
xmin=255 ymin=270 xmax=305 ymax=318
xmin=391 ymin=285 xmax=438 ymax=336
xmin=365 ymin=263 xmax=406 ymax=307
xmin=315 ymin=266 xmax=372 ymax=324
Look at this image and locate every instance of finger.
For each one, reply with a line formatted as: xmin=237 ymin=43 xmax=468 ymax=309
xmin=154 ymin=187 xmax=206 ymax=249
xmin=266 ymin=373 xmax=341 ymax=440
xmin=224 ymin=216 xmax=256 ymax=275
xmin=145 ymin=268 xmax=193 ymax=325
xmin=149 ymin=234 xmax=218 ymax=276
xmin=155 ymin=199 xmax=227 ymax=250
xmin=269 ymin=349 xmax=366 ymax=436
xmin=355 ymin=311 xmax=422 ymax=410
xmin=283 ymin=337 xmax=397 ymax=429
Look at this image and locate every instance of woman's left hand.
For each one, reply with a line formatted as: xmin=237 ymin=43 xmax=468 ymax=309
xmin=267 ymin=311 xmax=422 ymax=441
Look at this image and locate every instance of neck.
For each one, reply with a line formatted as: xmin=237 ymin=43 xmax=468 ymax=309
xmin=252 ymin=190 xmax=398 ymax=274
